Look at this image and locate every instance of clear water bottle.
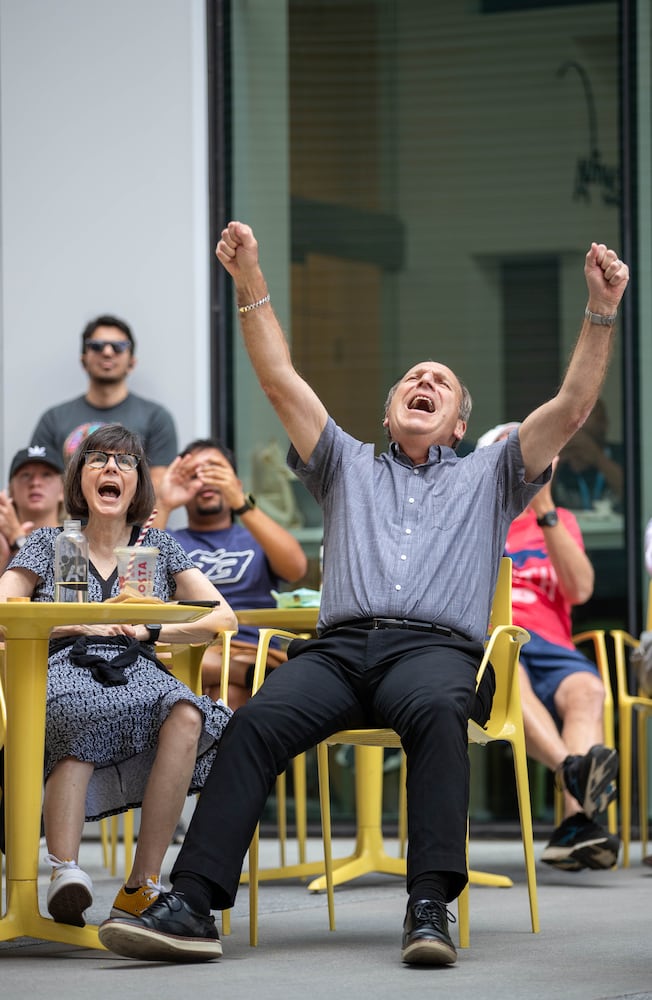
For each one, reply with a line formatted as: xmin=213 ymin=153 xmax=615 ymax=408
xmin=54 ymin=519 xmax=89 ymax=602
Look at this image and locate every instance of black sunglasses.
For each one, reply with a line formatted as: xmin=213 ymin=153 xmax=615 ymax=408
xmin=84 ymin=451 xmax=140 ymax=471
xmin=84 ymin=339 xmax=132 ymax=354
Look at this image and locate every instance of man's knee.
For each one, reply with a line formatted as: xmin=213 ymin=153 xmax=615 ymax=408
xmin=555 ymin=670 xmax=605 ymax=714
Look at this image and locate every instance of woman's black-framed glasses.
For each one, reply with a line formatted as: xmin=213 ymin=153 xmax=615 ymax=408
xmin=84 ymin=451 xmax=140 ymax=471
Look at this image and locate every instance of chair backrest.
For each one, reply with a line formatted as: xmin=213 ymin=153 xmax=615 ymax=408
xmin=469 ymin=556 xmax=530 ymax=745
xmin=157 ymin=631 xmax=235 ymax=701
xmin=647 ymin=579 xmax=652 ymax=633
xmin=0 ymin=647 xmax=5 ymax=749
xmin=488 ymin=556 xmax=513 ymax=631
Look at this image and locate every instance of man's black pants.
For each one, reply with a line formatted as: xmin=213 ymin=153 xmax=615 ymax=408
xmin=171 ymin=628 xmax=491 ymax=907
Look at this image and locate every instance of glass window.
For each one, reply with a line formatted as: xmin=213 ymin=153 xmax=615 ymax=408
xmin=227 ymin=0 xmax=623 ymax=822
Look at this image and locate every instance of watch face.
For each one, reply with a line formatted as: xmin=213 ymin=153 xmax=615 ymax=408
xmin=539 ymin=511 xmax=559 ymax=527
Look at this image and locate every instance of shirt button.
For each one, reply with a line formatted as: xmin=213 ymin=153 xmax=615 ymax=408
xmin=413 ymin=469 xmax=420 ymax=475
xmin=405 ymin=528 xmax=412 ymax=535
xmin=408 ymin=497 xmax=415 ymax=504
xmin=395 ymin=584 xmax=401 ymax=591
xmin=400 ymin=554 xmax=407 ymax=561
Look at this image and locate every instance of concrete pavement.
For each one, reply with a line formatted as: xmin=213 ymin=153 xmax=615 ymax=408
xmin=1 ymin=827 xmax=651 ymax=1000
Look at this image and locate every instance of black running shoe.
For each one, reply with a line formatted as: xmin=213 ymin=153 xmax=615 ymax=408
xmin=98 ymin=891 xmax=222 ymax=963
xmin=558 ymin=745 xmax=618 ymax=819
xmin=401 ymin=899 xmax=457 ymax=966
xmin=541 ymin=813 xmax=620 ymax=871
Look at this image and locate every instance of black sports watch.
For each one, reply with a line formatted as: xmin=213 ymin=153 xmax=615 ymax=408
xmin=145 ymin=624 xmax=162 ymax=643
xmin=231 ymin=493 xmax=257 ymax=516
xmin=536 ymin=510 xmax=559 ymax=528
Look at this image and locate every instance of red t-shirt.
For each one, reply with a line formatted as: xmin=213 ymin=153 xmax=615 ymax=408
xmin=504 ymin=507 xmax=584 ymax=651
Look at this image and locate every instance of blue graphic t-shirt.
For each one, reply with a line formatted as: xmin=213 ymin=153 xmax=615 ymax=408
xmin=171 ymin=522 xmax=281 ymax=646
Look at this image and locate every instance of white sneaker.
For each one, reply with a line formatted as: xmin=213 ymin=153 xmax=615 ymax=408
xmin=45 ymin=854 xmax=94 ymax=927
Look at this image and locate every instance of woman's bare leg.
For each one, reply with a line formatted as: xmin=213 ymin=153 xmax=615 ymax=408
xmin=126 ymin=701 xmax=202 ymax=887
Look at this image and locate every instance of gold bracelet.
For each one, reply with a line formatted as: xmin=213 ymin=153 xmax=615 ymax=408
xmin=585 ymin=306 xmax=617 ymax=326
xmin=239 ymin=293 xmax=270 ymax=314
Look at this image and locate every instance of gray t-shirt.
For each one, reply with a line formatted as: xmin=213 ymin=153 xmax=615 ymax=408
xmin=30 ymin=392 xmax=178 ymax=467
xmin=289 ymin=418 xmax=549 ymax=643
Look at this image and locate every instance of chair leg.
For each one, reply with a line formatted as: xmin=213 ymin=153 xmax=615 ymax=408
xmin=248 ymin=825 xmax=259 ymax=946
xmin=457 ymin=885 xmax=470 ymax=948
xmin=458 ymin=824 xmax=470 ymax=948
xmin=619 ymin=705 xmax=632 ymax=867
xmin=607 ymin=790 xmax=618 ymax=837
xmin=398 ymin=752 xmax=407 ymax=860
xmin=275 ymin=772 xmax=287 ymax=868
xmin=553 ymin=784 xmax=563 ymax=829
xmin=293 ymin=753 xmax=308 ymax=866
xmin=100 ymin=818 xmax=110 ymax=869
xmin=110 ymin=814 xmax=119 ymax=876
xmin=316 ymin=742 xmax=336 ymax=931
xmin=637 ymin=711 xmax=648 ymax=859
xmin=221 ymin=908 xmax=231 ymax=936
xmin=123 ymin=809 xmax=134 ymax=880
xmin=511 ymin=742 xmax=540 ymax=934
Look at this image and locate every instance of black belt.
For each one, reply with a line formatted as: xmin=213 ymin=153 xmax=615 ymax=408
xmin=321 ymin=617 xmax=467 ymax=640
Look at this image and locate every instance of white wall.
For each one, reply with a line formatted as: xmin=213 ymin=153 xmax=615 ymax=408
xmin=0 ymin=0 xmax=210 ymax=483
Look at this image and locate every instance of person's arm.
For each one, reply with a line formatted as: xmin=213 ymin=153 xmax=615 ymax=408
xmin=216 ymin=222 xmax=329 ymax=463
xmin=0 ymin=491 xmax=33 ymax=554
xmin=0 ymin=566 xmax=39 ymax=598
xmin=234 ymin=505 xmax=307 ymax=581
xmin=529 ymin=477 xmax=594 ymax=606
xmin=128 ymin=567 xmax=238 ymax=644
xmin=558 ymin=427 xmax=623 ymax=502
xmin=151 ymin=456 xmax=198 ymax=528
xmin=194 ymin=454 xmax=308 ymax=581
xmin=148 ymin=466 xmax=168 ymax=494
xmin=518 ymin=243 xmax=629 ymax=483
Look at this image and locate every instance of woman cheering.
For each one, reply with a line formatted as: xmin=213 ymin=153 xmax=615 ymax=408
xmin=0 ymin=424 xmax=238 ymax=928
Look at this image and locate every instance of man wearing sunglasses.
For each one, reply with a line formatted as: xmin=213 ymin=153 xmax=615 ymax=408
xmin=29 ymin=314 xmax=178 ymax=490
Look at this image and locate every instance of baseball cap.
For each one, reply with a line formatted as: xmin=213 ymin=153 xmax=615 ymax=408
xmin=475 ymin=422 xmax=521 ymax=450
xmin=9 ymin=445 xmax=64 ymax=480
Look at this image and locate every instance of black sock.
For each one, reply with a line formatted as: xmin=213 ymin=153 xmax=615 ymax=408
xmin=172 ymin=873 xmax=214 ymax=915
xmin=408 ymin=872 xmax=449 ymax=907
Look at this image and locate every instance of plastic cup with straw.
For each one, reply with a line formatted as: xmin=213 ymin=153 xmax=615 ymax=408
xmin=115 ymin=508 xmax=159 ymax=597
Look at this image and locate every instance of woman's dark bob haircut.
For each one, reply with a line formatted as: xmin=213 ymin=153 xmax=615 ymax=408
xmin=64 ymin=423 xmax=156 ymax=525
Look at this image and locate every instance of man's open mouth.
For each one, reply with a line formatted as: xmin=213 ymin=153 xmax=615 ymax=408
xmin=408 ymin=395 xmax=435 ymax=413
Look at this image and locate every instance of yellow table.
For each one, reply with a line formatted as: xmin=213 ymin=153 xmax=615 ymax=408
xmin=0 ymin=600 xmax=211 ymax=949
xmin=237 ymin=607 xmax=513 ymax=893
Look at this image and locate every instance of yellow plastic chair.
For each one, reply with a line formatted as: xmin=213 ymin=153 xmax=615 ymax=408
xmin=317 ymin=558 xmax=538 ymax=948
xmin=610 ymin=580 xmax=652 ymax=867
xmin=0 ymin=647 xmax=6 ymax=746
xmin=1 ymin=651 xmax=6 ymax=885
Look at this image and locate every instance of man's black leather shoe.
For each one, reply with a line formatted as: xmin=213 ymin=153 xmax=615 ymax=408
xmin=401 ymin=898 xmax=457 ymax=966
xmin=99 ymin=891 xmax=222 ymax=963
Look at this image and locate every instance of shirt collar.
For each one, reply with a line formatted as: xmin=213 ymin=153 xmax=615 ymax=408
xmin=389 ymin=440 xmax=457 ymax=467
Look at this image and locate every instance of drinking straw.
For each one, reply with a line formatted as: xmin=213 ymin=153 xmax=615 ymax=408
xmin=125 ymin=507 xmax=158 ymax=581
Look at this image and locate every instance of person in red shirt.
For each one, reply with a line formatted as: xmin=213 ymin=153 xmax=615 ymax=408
xmin=477 ymin=423 xmax=619 ymax=871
